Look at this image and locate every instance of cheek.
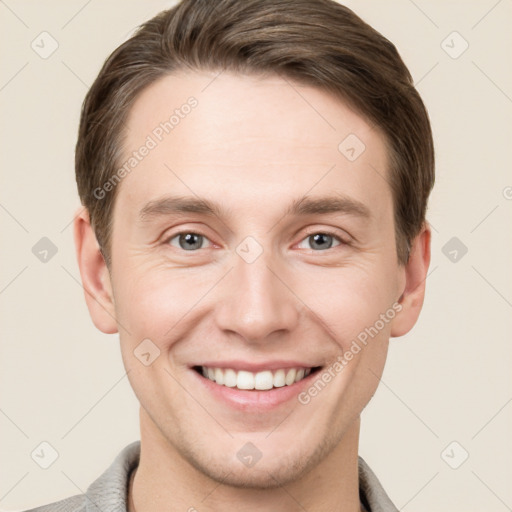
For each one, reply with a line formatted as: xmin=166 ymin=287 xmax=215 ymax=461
xmin=113 ymin=265 xmax=190 ymax=344
xmin=294 ymin=263 xmax=397 ymax=350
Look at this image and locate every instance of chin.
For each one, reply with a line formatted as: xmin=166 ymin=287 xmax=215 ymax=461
xmin=173 ymin=428 xmax=336 ymax=490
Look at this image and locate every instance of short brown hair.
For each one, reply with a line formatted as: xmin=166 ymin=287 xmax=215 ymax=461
xmin=75 ymin=0 xmax=434 ymax=267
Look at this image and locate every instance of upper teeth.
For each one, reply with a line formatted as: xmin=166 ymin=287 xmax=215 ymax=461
xmin=201 ymin=367 xmax=312 ymax=390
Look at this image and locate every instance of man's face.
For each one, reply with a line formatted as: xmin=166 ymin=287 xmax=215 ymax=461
xmin=107 ymin=70 xmax=406 ymax=487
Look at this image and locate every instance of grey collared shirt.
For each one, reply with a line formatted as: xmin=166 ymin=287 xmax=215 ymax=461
xmin=24 ymin=441 xmax=398 ymax=512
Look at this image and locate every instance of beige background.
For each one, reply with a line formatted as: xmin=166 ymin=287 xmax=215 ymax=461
xmin=1 ymin=1 xmax=511 ymax=510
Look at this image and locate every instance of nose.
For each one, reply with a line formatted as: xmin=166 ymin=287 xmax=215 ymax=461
xmin=214 ymin=247 xmax=300 ymax=344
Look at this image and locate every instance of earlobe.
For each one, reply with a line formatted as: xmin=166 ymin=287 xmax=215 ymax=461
xmin=390 ymin=223 xmax=431 ymax=338
xmin=73 ymin=207 xmax=118 ymax=334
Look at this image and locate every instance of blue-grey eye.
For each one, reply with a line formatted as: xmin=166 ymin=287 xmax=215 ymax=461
xmin=168 ymin=232 xmax=209 ymax=251
xmin=297 ymin=232 xmax=342 ymax=251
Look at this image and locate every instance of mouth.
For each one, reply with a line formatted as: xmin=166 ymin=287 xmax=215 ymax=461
xmin=189 ymin=362 xmax=324 ymax=411
xmin=192 ymin=365 xmax=322 ymax=391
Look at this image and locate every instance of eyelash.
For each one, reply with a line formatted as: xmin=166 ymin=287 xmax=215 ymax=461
xmin=163 ymin=228 xmax=350 ymax=253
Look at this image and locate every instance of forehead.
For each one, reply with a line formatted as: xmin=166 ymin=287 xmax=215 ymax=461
xmin=118 ymin=70 xmax=391 ymax=220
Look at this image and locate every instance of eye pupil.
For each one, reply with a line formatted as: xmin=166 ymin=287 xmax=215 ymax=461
xmin=180 ymin=233 xmax=202 ymax=250
xmin=310 ymin=233 xmax=333 ymax=250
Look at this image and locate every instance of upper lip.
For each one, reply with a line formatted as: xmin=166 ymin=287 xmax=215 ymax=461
xmin=191 ymin=360 xmax=322 ymax=372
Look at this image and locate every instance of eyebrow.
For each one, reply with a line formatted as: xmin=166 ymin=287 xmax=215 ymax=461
xmin=138 ymin=194 xmax=372 ymax=223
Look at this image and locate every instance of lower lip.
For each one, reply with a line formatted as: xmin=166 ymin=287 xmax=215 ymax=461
xmin=190 ymin=368 xmax=320 ymax=412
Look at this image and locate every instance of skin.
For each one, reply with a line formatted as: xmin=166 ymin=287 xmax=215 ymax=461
xmin=74 ymin=70 xmax=431 ymax=512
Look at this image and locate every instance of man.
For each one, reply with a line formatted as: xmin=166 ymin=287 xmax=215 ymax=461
xmin=27 ymin=0 xmax=434 ymax=510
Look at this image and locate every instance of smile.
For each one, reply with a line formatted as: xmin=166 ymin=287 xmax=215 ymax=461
xmin=193 ymin=365 xmax=322 ymax=391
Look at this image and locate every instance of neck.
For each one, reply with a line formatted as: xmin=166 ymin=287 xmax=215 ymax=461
xmin=129 ymin=407 xmax=362 ymax=512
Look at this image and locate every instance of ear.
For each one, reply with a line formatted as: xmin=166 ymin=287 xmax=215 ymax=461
xmin=73 ymin=207 xmax=118 ymax=334
xmin=390 ymin=222 xmax=431 ymax=338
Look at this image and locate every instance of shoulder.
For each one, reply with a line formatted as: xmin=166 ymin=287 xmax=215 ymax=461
xmin=21 ymin=493 xmax=85 ymax=512
xmin=20 ymin=440 xmax=140 ymax=512
xmin=358 ymin=456 xmax=399 ymax=512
